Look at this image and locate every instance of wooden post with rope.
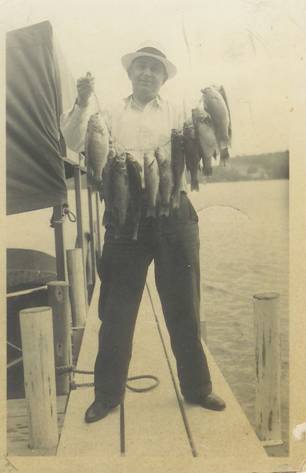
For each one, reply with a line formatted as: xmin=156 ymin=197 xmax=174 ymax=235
xmin=253 ymin=292 xmax=282 ymax=446
xmin=47 ymin=281 xmax=72 ymax=395
xmin=67 ymin=248 xmax=87 ymax=362
xmin=19 ymin=306 xmax=58 ymax=451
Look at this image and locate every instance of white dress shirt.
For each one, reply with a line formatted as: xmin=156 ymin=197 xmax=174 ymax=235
xmin=60 ymin=94 xmax=188 ymax=190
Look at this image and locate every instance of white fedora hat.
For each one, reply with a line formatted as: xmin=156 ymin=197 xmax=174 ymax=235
xmin=121 ymin=41 xmax=177 ymax=80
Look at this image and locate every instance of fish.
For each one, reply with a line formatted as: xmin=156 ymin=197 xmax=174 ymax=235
xmin=171 ymin=129 xmax=185 ymax=208
xmin=201 ymin=85 xmax=231 ymax=164
xmin=144 ymin=152 xmax=160 ymax=218
xmin=101 ymin=154 xmax=115 ymax=225
xmin=84 ymin=112 xmax=110 ymax=182
xmin=126 ymin=153 xmax=143 ymax=239
xmin=111 ymin=154 xmax=130 ymax=237
xmin=155 ymin=146 xmax=173 ymax=217
xmin=183 ymin=120 xmax=200 ymax=191
xmin=192 ymin=108 xmax=218 ymax=177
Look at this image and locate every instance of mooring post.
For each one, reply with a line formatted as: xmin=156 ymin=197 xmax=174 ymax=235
xmin=47 ymin=281 xmax=72 ymax=395
xmin=67 ymin=248 xmax=87 ymax=361
xmin=253 ymin=292 xmax=282 ymax=446
xmin=19 ymin=306 xmax=58 ymax=451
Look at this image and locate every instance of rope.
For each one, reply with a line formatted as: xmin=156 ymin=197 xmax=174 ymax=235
xmin=56 ymin=365 xmax=160 ymax=393
xmin=50 ymin=204 xmax=76 ymax=227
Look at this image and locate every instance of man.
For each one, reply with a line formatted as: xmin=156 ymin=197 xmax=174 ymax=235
xmin=60 ymin=42 xmax=226 ymax=423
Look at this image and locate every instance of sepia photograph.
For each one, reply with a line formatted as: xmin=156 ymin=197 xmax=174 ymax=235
xmin=1 ymin=0 xmax=306 ymax=472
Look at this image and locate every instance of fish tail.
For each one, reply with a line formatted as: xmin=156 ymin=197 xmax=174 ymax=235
xmin=202 ymin=166 xmax=213 ymax=177
xmin=132 ymin=223 xmax=139 ymax=241
xmin=146 ymin=207 xmax=156 ymax=218
xmin=191 ymin=179 xmax=199 ymax=191
xmin=159 ymin=205 xmax=170 ymax=217
xmin=172 ymin=191 xmax=181 ymax=209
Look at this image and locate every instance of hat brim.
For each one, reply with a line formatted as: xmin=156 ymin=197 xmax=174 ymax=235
xmin=121 ymin=52 xmax=177 ymax=80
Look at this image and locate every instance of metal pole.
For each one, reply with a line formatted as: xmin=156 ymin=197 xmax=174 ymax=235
xmin=74 ymin=163 xmax=88 ymax=304
xmin=95 ymin=191 xmax=102 ymax=258
xmin=74 ymin=165 xmax=84 ymax=252
xmin=19 ymin=306 xmax=58 ymax=451
xmin=253 ymin=292 xmax=282 ymax=446
xmin=87 ymin=185 xmax=96 ymax=288
xmin=53 ymin=205 xmax=66 ymax=281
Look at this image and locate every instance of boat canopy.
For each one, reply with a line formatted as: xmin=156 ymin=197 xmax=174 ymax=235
xmin=6 ymin=21 xmax=75 ymax=215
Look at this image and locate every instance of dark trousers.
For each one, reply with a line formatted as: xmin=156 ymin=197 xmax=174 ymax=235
xmin=94 ymin=193 xmax=212 ymax=406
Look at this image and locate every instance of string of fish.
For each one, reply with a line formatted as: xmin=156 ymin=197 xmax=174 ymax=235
xmin=84 ymin=85 xmax=232 ymax=240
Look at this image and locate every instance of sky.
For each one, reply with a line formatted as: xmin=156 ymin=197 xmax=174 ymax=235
xmin=1 ymin=0 xmax=306 ymax=155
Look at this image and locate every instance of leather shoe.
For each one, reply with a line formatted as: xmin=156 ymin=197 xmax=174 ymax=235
xmin=185 ymin=393 xmax=226 ymax=411
xmin=85 ymin=399 xmax=117 ymax=423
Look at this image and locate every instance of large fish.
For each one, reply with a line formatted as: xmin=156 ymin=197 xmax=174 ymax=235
xmin=101 ymin=154 xmax=115 ymax=225
xmin=192 ymin=108 xmax=218 ymax=177
xmin=183 ymin=120 xmax=200 ymax=191
xmin=85 ymin=112 xmax=110 ymax=182
xmin=171 ymin=129 xmax=185 ymax=208
xmin=111 ymin=154 xmax=130 ymax=237
xmin=144 ymin=152 xmax=160 ymax=218
xmin=155 ymin=146 xmax=173 ymax=217
xmin=201 ymin=85 xmax=231 ymax=164
xmin=126 ymin=153 xmax=143 ymax=239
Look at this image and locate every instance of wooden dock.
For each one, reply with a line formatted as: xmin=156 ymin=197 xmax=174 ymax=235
xmin=7 ymin=395 xmax=67 ymax=456
xmin=53 ymin=266 xmax=282 ymax=472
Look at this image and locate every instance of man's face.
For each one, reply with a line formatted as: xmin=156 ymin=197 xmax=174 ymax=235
xmin=128 ymin=56 xmax=167 ymax=100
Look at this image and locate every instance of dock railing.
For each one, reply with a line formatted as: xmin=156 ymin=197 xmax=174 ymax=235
xmin=7 ymin=152 xmax=102 ymax=451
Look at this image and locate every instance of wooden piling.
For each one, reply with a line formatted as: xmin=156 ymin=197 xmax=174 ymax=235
xmin=253 ymin=292 xmax=282 ymax=446
xmin=19 ymin=306 xmax=58 ymax=451
xmin=67 ymin=248 xmax=87 ymax=328
xmin=47 ymin=281 xmax=72 ymax=395
xmin=71 ymin=326 xmax=85 ymax=365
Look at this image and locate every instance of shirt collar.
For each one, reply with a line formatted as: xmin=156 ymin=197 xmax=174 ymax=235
xmin=123 ymin=94 xmax=164 ymax=110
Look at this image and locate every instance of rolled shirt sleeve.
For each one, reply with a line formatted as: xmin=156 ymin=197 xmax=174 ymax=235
xmin=60 ymin=101 xmax=94 ymax=153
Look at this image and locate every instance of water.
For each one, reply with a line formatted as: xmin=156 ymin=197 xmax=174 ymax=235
xmin=6 ymin=179 xmax=289 ymax=452
xmin=189 ymin=180 xmax=289 ymax=454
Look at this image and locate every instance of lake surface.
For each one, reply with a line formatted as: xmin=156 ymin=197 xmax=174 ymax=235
xmin=190 ymin=179 xmax=289 ymax=454
xmin=6 ymin=179 xmax=289 ymax=452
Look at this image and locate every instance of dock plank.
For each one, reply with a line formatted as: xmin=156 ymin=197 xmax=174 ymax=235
xmin=58 ymin=275 xmax=192 ymax=457
xmin=7 ymin=395 xmax=67 ymax=456
xmin=146 ymin=264 xmax=268 ymax=461
xmin=57 ymin=282 xmax=122 ymax=457
xmin=124 ymin=287 xmax=191 ymax=456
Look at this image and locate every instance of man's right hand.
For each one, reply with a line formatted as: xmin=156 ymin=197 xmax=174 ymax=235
xmin=76 ymin=72 xmax=95 ymax=107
